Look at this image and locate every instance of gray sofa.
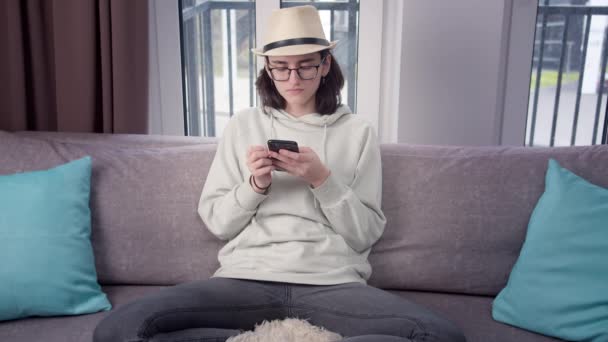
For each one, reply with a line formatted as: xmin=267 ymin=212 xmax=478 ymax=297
xmin=1 ymin=130 xmax=606 ymax=342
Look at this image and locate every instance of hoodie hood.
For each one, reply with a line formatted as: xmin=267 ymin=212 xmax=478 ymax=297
xmin=263 ymin=104 xmax=352 ymax=128
xmin=261 ymin=104 xmax=352 ymax=160
xmin=262 ymin=104 xmax=352 ymax=208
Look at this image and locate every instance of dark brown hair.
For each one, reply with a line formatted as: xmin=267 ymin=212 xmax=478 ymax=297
xmin=255 ymin=50 xmax=345 ymax=115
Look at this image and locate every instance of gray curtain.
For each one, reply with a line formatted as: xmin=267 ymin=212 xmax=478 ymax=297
xmin=0 ymin=0 xmax=149 ymax=133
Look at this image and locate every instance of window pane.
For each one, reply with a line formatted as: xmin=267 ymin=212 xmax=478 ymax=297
xmin=281 ymin=0 xmax=360 ymax=113
xmin=180 ymin=0 xmax=360 ymax=138
xmin=180 ymin=0 xmax=256 ymax=137
xmin=526 ymin=1 xmax=608 ymax=146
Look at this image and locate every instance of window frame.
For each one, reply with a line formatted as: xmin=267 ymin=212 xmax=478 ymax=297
xmin=150 ymin=0 xmax=387 ymax=138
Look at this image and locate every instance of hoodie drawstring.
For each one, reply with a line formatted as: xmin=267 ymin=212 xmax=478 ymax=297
xmin=322 ymin=123 xmax=327 ymax=165
xmin=269 ymin=113 xmax=275 ymax=140
xmin=314 ymin=122 xmax=328 ymax=209
xmin=269 ymin=113 xmax=275 ymax=176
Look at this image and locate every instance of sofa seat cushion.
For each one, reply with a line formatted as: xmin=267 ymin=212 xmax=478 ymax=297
xmin=0 ymin=286 xmax=166 ymax=342
xmin=391 ymin=290 xmax=564 ymax=342
xmin=0 ymin=285 xmax=564 ymax=342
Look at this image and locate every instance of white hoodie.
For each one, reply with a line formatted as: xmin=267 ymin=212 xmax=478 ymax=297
xmin=198 ymin=105 xmax=386 ymax=285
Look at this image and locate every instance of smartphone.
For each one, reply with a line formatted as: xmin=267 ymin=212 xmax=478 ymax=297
xmin=267 ymin=139 xmax=299 ymax=172
xmin=267 ymin=139 xmax=299 ymax=153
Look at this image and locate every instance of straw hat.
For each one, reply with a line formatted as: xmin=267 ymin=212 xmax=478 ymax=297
xmin=252 ymin=5 xmax=338 ymax=56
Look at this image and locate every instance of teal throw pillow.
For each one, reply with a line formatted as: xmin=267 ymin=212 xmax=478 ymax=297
xmin=492 ymin=159 xmax=608 ymax=342
xmin=0 ymin=156 xmax=111 ymax=321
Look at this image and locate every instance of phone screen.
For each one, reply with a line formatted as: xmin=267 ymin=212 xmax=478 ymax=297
xmin=267 ymin=139 xmax=299 ymax=153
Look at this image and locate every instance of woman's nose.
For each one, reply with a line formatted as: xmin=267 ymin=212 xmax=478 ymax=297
xmin=288 ymin=69 xmax=301 ymax=83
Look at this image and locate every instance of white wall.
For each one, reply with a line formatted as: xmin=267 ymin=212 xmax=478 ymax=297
xmin=396 ymin=0 xmax=529 ymax=146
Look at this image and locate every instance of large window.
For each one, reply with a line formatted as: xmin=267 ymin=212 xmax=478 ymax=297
xmin=180 ymin=0 xmax=256 ymax=137
xmin=179 ymin=0 xmax=360 ymax=137
xmin=526 ymin=0 xmax=608 ymax=146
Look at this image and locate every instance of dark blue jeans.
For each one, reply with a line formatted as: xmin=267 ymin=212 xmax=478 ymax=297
xmin=93 ymin=277 xmax=466 ymax=342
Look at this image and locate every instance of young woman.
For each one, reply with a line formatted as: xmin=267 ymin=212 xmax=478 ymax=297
xmin=94 ymin=6 xmax=466 ymax=342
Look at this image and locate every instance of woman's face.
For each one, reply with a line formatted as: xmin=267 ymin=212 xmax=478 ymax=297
xmin=266 ymin=52 xmax=331 ymax=114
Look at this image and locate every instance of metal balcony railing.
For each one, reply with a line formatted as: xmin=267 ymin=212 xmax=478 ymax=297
xmin=529 ymin=3 xmax=608 ymax=146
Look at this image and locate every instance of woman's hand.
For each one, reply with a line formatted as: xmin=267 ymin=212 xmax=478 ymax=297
xmin=269 ymin=147 xmax=330 ymax=188
xmin=247 ymin=146 xmax=274 ymax=192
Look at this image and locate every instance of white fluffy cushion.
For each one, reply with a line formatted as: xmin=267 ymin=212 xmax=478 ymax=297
xmin=227 ymin=318 xmax=342 ymax=342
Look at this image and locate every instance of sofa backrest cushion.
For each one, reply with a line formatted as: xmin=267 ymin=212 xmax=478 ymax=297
xmin=4 ymin=132 xmax=608 ymax=295
xmin=367 ymin=144 xmax=608 ymax=295
xmin=1 ymin=131 xmax=221 ymax=285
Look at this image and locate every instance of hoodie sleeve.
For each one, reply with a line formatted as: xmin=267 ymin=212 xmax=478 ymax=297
xmin=310 ymin=125 xmax=387 ymax=253
xmin=197 ymin=118 xmax=267 ymax=240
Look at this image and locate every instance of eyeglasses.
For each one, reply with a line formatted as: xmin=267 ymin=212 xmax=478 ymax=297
xmin=266 ymin=56 xmax=327 ymax=82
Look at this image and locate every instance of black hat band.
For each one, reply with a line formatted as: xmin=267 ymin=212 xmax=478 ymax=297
xmin=263 ymin=37 xmax=330 ymax=53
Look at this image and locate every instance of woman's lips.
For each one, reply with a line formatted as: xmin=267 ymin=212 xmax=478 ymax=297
xmin=286 ymin=88 xmax=304 ymax=94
